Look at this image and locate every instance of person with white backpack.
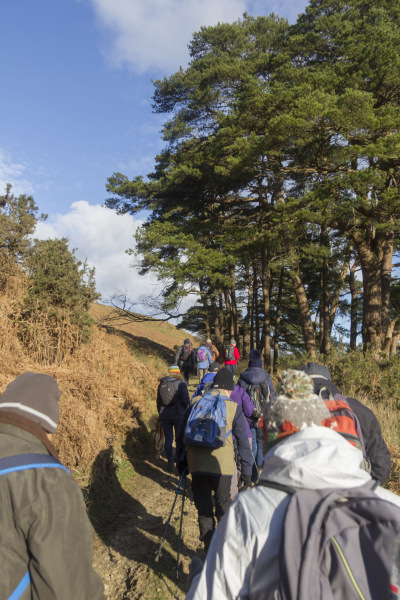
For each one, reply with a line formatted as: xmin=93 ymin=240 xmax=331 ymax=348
xmin=186 ymin=369 xmax=400 ymax=600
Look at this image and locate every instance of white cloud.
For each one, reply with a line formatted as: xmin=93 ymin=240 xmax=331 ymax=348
xmin=89 ymin=0 xmax=247 ymax=74
xmin=0 ymin=150 xmax=34 ymax=197
xmin=33 ymin=201 xmax=162 ymax=304
xmin=89 ymin=0 xmax=310 ymax=75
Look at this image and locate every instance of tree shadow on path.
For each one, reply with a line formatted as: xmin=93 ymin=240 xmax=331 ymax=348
xmin=84 ymin=417 xmax=196 ymax=597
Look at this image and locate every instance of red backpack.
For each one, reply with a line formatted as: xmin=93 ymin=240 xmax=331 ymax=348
xmin=321 ymin=392 xmax=366 ymax=454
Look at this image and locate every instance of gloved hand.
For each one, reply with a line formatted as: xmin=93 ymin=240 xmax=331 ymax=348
xmin=188 ymin=556 xmax=203 ymax=588
xmin=178 ymin=460 xmax=187 ymax=475
xmin=239 ymin=473 xmax=251 ymax=492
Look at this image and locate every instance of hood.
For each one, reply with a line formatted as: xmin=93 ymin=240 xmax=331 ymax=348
xmin=239 ymin=367 xmax=269 ymax=386
xmin=260 ymin=426 xmax=370 ymax=490
xmin=158 ymin=373 xmax=184 ymax=382
xmin=298 ymin=362 xmax=332 ymax=381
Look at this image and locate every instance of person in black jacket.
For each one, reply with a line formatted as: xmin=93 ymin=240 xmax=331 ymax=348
xmin=175 ymin=338 xmax=195 ymax=384
xmin=298 ymin=362 xmax=392 ymax=484
xmin=157 ymin=365 xmax=190 ymax=472
xmin=237 ymin=349 xmax=276 ymax=482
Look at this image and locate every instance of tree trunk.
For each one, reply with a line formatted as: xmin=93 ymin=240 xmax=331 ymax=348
xmin=349 ymin=259 xmax=360 ymax=351
xmin=261 ymin=247 xmax=271 ymax=369
xmin=223 ymin=288 xmax=234 ymax=341
xmin=291 ymin=268 xmax=317 ymax=357
xmin=273 ymin=268 xmax=284 ymax=374
xmin=382 ymin=318 xmax=397 ymax=355
xmin=254 ymin=269 xmax=260 ymax=350
xmin=229 ymin=265 xmax=240 ymax=350
xmin=218 ymin=292 xmax=226 ymax=352
xmin=243 ymin=266 xmax=252 ymax=361
xmin=353 ymin=231 xmax=393 ymax=352
xmin=390 ymin=331 xmax=400 ymax=356
xmin=211 ymin=295 xmax=222 ymax=353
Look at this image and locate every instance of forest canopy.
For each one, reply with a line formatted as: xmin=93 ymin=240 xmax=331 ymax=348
xmin=105 ymin=0 xmax=400 ymax=368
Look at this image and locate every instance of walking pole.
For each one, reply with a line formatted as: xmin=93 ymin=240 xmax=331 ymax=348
xmin=175 ymin=471 xmax=187 ymax=579
xmin=155 ymin=468 xmax=187 ymax=563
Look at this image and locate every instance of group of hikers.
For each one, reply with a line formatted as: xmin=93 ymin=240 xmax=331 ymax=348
xmin=1 ymin=339 xmax=398 ymax=599
xmin=156 ymin=337 xmax=399 ymax=599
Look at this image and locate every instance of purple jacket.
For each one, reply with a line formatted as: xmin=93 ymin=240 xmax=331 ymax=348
xmin=230 ymin=385 xmax=254 ymax=438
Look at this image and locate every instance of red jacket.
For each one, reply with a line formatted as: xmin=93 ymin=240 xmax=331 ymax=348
xmin=225 ymin=345 xmax=240 ymax=365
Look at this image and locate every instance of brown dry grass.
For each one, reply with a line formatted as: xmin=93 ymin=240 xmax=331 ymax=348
xmin=0 ymin=277 xmax=199 ymax=474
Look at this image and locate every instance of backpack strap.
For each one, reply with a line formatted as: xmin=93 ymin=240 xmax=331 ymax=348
xmin=7 ymin=571 xmax=30 ymax=600
xmin=257 ymin=479 xmax=297 ymax=495
xmin=0 ymin=453 xmax=70 ymax=476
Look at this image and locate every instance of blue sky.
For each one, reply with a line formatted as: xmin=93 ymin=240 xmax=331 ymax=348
xmin=0 ymin=0 xmax=309 ymax=307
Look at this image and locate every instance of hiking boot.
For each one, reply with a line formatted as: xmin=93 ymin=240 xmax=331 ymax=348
xmin=168 ymin=461 xmax=175 ymax=472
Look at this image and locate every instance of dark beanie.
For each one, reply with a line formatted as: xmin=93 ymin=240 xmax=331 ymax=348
xmin=249 ymin=349 xmax=262 ymax=369
xmin=0 ymin=372 xmax=61 ymax=434
xmin=209 ymin=362 xmax=220 ymax=373
xmin=212 ymin=367 xmax=234 ymax=391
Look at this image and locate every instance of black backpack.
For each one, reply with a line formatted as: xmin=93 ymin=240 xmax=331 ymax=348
xmin=180 ymin=343 xmax=191 ymax=362
xmin=205 ymin=343 xmax=213 ymax=356
xmin=249 ymin=381 xmax=271 ymax=419
xmin=159 ymin=379 xmax=178 ymax=406
xmin=224 ymin=345 xmax=235 ymax=361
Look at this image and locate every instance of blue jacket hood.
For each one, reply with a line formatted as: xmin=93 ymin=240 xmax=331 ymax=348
xmin=239 ymin=367 xmax=270 ymax=386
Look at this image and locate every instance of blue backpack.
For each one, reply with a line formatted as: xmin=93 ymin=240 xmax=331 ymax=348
xmin=184 ymin=392 xmax=232 ymax=448
xmin=0 ymin=453 xmax=70 ymax=600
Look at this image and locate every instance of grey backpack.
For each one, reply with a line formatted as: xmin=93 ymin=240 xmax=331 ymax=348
xmin=259 ymin=480 xmax=400 ymax=599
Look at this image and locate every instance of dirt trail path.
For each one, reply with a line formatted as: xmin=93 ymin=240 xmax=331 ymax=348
xmin=91 ymin=381 xmax=203 ymax=600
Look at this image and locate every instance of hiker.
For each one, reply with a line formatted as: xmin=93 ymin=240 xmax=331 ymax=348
xmin=175 ymin=338 xmax=195 ymax=384
xmin=237 ymin=349 xmax=276 ymax=483
xmin=157 ymin=365 xmax=190 ymax=472
xmin=205 ymin=338 xmax=219 ymax=362
xmin=0 ymin=372 xmax=105 ymax=600
xmin=185 ymin=370 xmax=400 ymax=599
xmin=195 ymin=344 xmax=213 ymax=383
xmin=192 ymin=361 xmax=220 ymax=398
xmin=176 ymin=368 xmax=252 ymax=553
xmin=191 ymin=361 xmax=253 ymax=497
xmin=299 ymin=362 xmax=392 ymax=484
xmin=224 ymin=339 xmax=240 ymax=375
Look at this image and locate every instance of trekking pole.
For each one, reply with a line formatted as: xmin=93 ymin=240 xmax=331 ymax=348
xmin=155 ymin=468 xmax=187 ymax=563
xmin=175 ymin=472 xmax=187 ymax=579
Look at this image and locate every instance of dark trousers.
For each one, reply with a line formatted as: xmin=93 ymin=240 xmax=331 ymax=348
xmin=225 ymin=363 xmax=237 ymax=376
xmin=181 ymin=365 xmax=191 ymax=383
xmin=191 ymin=473 xmax=232 ymax=551
xmin=161 ymin=421 xmax=179 ymax=463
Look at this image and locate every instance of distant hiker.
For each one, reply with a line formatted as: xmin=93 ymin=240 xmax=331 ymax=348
xmin=298 ymin=362 xmax=392 ymax=484
xmin=175 ymin=338 xmax=195 ymax=384
xmin=186 ymin=370 xmax=400 ymax=599
xmin=157 ymin=365 xmax=190 ymax=472
xmin=0 ymin=372 xmax=105 ymax=600
xmin=205 ymin=338 xmax=219 ymax=362
xmin=195 ymin=344 xmax=213 ymax=383
xmin=224 ymin=339 xmax=240 ymax=376
xmin=176 ymin=368 xmax=252 ymax=553
xmin=192 ymin=361 xmax=220 ymax=398
xmin=237 ymin=349 xmax=276 ymax=483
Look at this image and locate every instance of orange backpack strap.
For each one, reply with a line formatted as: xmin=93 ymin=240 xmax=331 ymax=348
xmin=324 ymin=395 xmax=366 ymax=454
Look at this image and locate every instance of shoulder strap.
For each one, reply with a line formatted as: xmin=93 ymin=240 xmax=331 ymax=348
xmin=257 ymin=479 xmax=297 ymax=495
xmin=0 ymin=453 xmax=70 ymax=476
